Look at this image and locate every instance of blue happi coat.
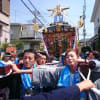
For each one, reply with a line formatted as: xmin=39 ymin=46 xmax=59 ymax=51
xmin=57 ymin=64 xmax=84 ymax=97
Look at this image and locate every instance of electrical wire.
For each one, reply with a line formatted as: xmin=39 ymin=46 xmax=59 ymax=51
xmin=28 ymin=0 xmax=48 ymax=24
xmin=20 ymin=0 xmax=44 ymax=26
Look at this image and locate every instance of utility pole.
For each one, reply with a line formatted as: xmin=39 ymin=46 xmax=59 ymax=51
xmin=83 ymin=0 xmax=86 ymax=46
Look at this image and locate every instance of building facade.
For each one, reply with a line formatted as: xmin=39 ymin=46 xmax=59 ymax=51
xmin=10 ymin=23 xmax=42 ymax=40
xmin=90 ymin=0 xmax=100 ymax=50
xmin=10 ymin=23 xmax=43 ymax=53
xmin=0 ymin=0 xmax=10 ymax=45
xmin=91 ymin=0 xmax=100 ymax=36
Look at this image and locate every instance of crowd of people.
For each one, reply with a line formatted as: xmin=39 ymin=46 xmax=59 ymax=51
xmin=0 ymin=48 xmax=100 ymax=100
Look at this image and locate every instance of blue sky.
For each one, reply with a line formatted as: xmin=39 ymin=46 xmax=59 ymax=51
xmin=10 ymin=0 xmax=95 ymax=40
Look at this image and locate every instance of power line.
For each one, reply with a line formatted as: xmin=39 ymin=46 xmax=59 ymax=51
xmin=20 ymin=0 xmax=44 ymax=26
xmin=27 ymin=0 xmax=48 ymax=25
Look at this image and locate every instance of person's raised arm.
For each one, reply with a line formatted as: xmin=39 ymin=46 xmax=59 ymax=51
xmin=11 ymin=64 xmax=32 ymax=74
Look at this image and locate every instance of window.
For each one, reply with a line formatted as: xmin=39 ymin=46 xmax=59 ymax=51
xmin=0 ymin=25 xmax=2 ymax=37
xmin=0 ymin=0 xmax=10 ymax=16
xmin=5 ymin=38 xmax=8 ymax=43
xmin=0 ymin=0 xmax=2 ymax=11
xmin=97 ymin=18 xmax=99 ymax=23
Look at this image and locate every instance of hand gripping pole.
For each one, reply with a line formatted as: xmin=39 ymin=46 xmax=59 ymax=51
xmin=78 ymin=67 xmax=100 ymax=96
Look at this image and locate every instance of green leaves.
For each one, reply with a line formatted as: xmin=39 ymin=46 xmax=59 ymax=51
xmin=10 ymin=41 xmax=24 ymax=50
xmin=1 ymin=43 xmax=9 ymax=49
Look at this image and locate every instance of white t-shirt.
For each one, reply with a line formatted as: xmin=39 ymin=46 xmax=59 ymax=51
xmin=0 ymin=60 xmax=13 ymax=65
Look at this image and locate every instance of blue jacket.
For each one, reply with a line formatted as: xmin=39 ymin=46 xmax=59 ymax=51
xmin=18 ymin=85 xmax=80 ymax=100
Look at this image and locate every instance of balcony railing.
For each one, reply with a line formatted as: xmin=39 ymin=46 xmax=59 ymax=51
xmin=20 ymin=30 xmax=35 ymax=39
